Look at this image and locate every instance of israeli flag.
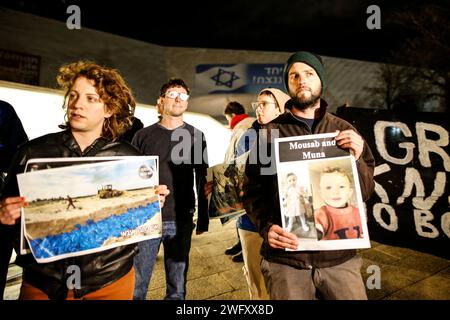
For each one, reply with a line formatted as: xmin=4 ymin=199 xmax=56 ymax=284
xmin=195 ymin=64 xmax=247 ymax=94
xmin=195 ymin=64 xmax=285 ymax=94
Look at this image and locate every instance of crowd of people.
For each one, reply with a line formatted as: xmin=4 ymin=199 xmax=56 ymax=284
xmin=0 ymin=51 xmax=374 ymax=300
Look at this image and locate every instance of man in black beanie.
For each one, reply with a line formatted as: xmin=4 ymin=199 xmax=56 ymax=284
xmin=243 ymin=51 xmax=376 ymax=299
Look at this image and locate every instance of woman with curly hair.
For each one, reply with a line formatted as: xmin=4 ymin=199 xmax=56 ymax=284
xmin=57 ymin=60 xmax=136 ymax=142
xmin=0 ymin=60 xmax=169 ymax=300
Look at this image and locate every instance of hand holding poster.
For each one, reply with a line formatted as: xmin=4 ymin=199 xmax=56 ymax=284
xmin=17 ymin=156 xmax=161 ymax=263
xmin=275 ymin=132 xmax=370 ymax=251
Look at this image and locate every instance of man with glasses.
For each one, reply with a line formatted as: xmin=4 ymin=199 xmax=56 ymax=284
xmin=131 ymin=78 xmax=209 ymax=300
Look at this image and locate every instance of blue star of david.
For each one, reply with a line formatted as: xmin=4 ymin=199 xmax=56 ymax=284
xmin=210 ymin=68 xmax=240 ymax=88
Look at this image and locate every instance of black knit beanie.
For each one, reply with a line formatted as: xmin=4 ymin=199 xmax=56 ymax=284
xmin=283 ymin=51 xmax=327 ymax=93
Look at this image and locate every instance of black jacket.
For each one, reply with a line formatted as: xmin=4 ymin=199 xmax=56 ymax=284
xmin=0 ymin=100 xmax=28 ymax=174
xmin=243 ymin=101 xmax=375 ymax=269
xmin=132 ymin=122 xmax=209 ymax=232
xmin=1 ymin=130 xmax=142 ymax=299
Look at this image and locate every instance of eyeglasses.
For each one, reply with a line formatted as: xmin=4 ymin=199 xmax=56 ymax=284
xmin=251 ymin=101 xmax=277 ymax=110
xmin=164 ymin=91 xmax=190 ymax=101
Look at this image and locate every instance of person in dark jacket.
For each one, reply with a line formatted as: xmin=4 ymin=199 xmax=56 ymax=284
xmin=0 ymin=100 xmax=28 ymax=299
xmin=119 ymin=116 xmax=144 ymax=143
xmin=221 ymin=101 xmax=255 ymax=262
xmin=0 ymin=100 xmax=28 ymax=176
xmin=0 ymin=60 xmax=169 ymax=300
xmin=243 ymin=51 xmax=375 ymax=300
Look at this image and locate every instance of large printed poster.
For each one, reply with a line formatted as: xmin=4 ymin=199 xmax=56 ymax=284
xmin=17 ymin=156 xmax=161 ymax=263
xmin=275 ymin=132 xmax=370 ymax=251
xmin=19 ymin=156 xmax=147 ymax=254
xmin=206 ymin=153 xmax=248 ymax=225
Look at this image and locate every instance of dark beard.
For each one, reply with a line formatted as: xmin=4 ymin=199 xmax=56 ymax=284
xmin=291 ymin=87 xmax=322 ymax=111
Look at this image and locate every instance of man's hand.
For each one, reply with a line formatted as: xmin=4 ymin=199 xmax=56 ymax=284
xmin=0 ymin=196 xmax=27 ymax=225
xmin=335 ymin=130 xmax=364 ymax=161
xmin=154 ymin=185 xmax=170 ymax=208
xmin=268 ymin=224 xmax=298 ymax=250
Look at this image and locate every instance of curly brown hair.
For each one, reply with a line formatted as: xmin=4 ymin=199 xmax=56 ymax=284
xmin=57 ymin=60 xmax=136 ymax=140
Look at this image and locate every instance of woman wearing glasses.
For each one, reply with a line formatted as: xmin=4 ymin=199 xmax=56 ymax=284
xmin=236 ymin=87 xmax=290 ymax=300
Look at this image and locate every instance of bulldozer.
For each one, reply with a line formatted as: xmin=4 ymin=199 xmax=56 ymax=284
xmin=98 ymin=184 xmax=124 ymax=199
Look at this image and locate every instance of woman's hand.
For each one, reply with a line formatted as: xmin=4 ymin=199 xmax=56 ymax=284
xmin=0 ymin=196 xmax=28 ymax=225
xmin=154 ymin=185 xmax=170 ymax=208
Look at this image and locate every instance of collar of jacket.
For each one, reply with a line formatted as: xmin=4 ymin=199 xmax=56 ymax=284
xmin=61 ymin=130 xmax=109 ymax=156
xmin=284 ymin=98 xmax=328 ymax=122
xmin=251 ymin=119 xmax=261 ymax=130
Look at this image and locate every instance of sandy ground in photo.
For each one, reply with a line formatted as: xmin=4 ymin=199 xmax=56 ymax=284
xmin=24 ymin=188 xmax=159 ymax=238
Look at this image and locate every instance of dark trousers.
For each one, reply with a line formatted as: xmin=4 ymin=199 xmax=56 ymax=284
xmin=134 ymin=216 xmax=194 ymax=300
xmin=0 ymin=225 xmax=14 ymax=300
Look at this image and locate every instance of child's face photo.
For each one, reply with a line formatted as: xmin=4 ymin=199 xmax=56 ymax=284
xmin=286 ymin=174 xmax=297 ymax=187
xmin=320 ymin=172 xmax=352 ymax=208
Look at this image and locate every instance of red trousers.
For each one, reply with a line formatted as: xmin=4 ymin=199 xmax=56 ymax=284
xmin=19 ymin=267 xmax=135 ymax=300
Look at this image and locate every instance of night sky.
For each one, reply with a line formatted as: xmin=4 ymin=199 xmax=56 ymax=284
xmin=0 ymin=0 xmax=441 ymax=62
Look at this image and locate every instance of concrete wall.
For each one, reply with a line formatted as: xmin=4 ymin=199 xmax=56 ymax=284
xmin=0 ymin=8 xmax=167 ymax=104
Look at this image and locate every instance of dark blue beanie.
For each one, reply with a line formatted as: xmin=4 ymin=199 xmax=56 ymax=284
xmin=283 ymin=51 xmax=327 ymax=92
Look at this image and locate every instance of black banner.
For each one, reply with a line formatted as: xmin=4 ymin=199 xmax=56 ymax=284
xmin=337 ymin=107 xmax=449 ymax=259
